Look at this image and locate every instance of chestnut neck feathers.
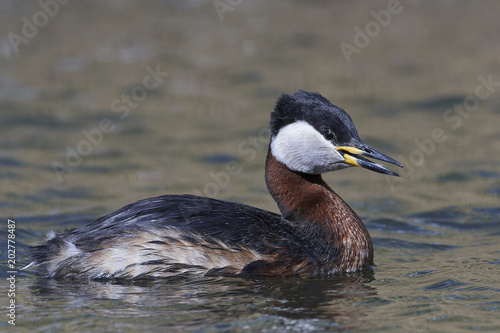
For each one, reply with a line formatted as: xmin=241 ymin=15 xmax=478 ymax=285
xmin=265 ymin=151 xmax=373 ymax=272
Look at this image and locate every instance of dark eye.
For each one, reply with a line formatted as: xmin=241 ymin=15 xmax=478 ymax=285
xmin=324 ymin=130 xmax=335 ymax=141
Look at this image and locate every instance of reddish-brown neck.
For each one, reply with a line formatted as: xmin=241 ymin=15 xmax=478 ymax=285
xmin=265 ymin=150 xmax=373 ymax=271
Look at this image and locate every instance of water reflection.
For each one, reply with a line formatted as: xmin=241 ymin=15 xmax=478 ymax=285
xmin=27 ymin=272 xmax=377 ymax=330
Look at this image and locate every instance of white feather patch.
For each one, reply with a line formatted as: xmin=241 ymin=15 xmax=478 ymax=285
xmin=62 ymin=240 xmax=81 ymax=258
xmin=270 ymin=121 xmax=346 ymax=174
xmin=45 ymin=230 xmax=56 ymax=241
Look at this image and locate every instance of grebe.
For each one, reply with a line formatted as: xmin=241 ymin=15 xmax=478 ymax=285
xmin=29 ymin=91 xmax=402 ymax=279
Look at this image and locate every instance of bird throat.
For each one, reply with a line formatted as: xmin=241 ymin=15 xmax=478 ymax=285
xmin=264 ymin=149 xmax=374 ymax=271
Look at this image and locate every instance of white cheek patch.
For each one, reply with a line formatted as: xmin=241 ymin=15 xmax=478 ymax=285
xmin=270 ymin=121 xmax=347 ymax=174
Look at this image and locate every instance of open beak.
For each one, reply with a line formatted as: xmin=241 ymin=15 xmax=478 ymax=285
xmin=336 ymin=145 xmax=403 ymax=176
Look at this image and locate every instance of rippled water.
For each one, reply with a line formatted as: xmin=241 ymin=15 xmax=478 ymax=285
xmin=1 ymin=1 xmax=500 ymax=332
xmin=7 ymin=206 xmax=500 ymax=332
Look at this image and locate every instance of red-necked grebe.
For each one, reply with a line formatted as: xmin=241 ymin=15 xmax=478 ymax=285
xmin=28 ymin=90 xmax=402 ymax=279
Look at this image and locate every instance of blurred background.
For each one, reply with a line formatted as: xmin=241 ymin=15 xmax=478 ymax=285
xmin=1 ymin=1 xmax=499 ymax=332
xmin=1 ymin=0 xmax=498 ymax=218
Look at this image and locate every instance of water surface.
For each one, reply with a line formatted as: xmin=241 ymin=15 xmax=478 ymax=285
xmin=1 ymin=1 xmax=499 ymax=332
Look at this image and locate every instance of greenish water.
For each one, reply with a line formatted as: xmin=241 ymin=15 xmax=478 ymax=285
xmin=1 ymin=1 xmax=500 ymax=332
